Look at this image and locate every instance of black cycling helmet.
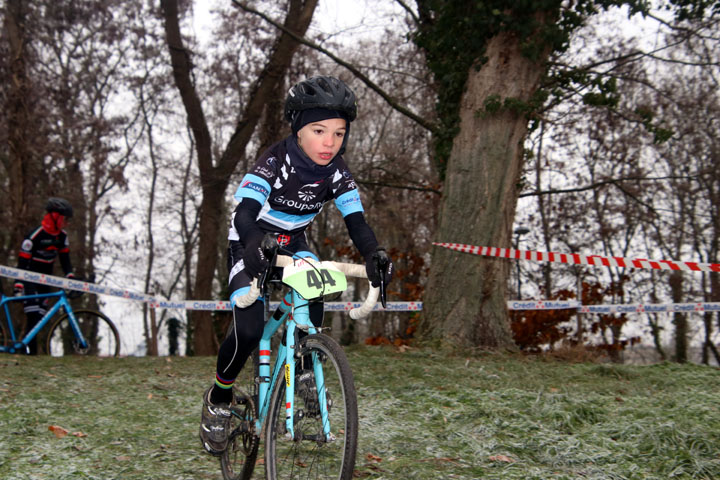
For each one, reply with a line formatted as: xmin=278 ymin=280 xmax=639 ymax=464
xmin=284 ymin=76 xmax=357 ymax=125
xmin=45 ymin=197 xmax=73 ymax=218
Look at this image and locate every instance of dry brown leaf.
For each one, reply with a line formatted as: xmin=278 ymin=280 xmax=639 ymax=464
xmin=72 ymin=431 xmax=87 ymax=438
xmin=147 ymin=393 xmax=153 ymax=400
xmin=48 ymin=425 xmax=69 ymax=438
xmin=366 ymin=453 xmax=382 ymax=462
xmin=489 ymin=454 xmax=515 ymax=463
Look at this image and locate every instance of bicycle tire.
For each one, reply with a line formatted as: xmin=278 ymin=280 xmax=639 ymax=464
xmin=265 ymin=334 xmax=358 ymax=480
xmin=45 ymin=309 xmax=120 ymax=357
xmin=221 ymin=349 xmax=260 ymax=480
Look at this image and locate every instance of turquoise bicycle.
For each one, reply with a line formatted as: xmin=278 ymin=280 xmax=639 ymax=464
xmin=220 ymin=238 xmax=388 ymax=480
xmin=0 ymin=285 xmax=120 ymax=357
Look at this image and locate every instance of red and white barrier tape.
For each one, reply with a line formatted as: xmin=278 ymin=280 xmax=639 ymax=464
xmin=434 ymin=242 xmax=720 ymax=273
xmin=6 ymin=262 xmax=718 ymax=314
xmin=0 ymin=265 xmax=420 ymax=312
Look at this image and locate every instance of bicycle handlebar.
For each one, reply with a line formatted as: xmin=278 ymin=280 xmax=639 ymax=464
xmin=234 ymin=255 xmax=379 ymax=320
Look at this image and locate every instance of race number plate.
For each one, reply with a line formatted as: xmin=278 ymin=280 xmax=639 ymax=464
xmin=282 ymin=260 xmax=347 ymax=299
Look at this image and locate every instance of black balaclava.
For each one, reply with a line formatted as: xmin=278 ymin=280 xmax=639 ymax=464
xmin=287 ymin=107 xmax=350 ymax=183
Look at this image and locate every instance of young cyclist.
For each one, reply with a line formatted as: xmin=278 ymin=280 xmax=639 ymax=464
xmin=199 ymin=75 xmax=393 ymax=455
xmin=14 ymin=198 xmax=76 ymax=354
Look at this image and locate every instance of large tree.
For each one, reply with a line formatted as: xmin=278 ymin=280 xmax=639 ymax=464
xmin=414 ymin=0 xmax=718 ymax=350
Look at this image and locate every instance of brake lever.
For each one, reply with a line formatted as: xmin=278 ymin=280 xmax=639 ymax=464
xmin=373 ymin=249 xmax=390 ymax=309
xmin=259 ymin=234 xmax=280 ymax=297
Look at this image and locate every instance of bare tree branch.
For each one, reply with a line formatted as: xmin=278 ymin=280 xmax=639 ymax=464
xmin=520 ymin=175 xmax=695 ymax=197
xmin=230 ymin=0 xmax=436 ymax=133
xmin=394 ymin=0 xmax=419 ymax=25
xmin=357 ymin=179 xmax=441 ymax=195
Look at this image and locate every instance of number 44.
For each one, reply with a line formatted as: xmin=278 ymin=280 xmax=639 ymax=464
xmin=306 ymin=269 xmax=336 ymax=290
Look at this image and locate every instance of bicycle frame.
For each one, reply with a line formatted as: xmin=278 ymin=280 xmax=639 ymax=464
xmin=0 ymin=291 xmax=89 ymax=354
xmin=253 ymin=288 xmax=330 ymax=441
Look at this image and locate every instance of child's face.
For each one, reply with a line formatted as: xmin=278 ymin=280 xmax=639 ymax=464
xmin=296 ymin=117 xmax=347 ymax=166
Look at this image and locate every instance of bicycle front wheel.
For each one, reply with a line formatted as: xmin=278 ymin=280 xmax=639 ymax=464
xmin=265 ymin=334 xmax=358 ymax=480
xmin=46 ymin=309 xmax=120 ymax=357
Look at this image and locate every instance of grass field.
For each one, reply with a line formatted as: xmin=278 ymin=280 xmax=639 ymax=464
xmin=1 ymin=346 xmax=719 ymax=479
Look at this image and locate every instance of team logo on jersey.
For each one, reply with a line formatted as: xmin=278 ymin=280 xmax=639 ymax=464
xmin=241 ymin=181 xmax=269 ymax=196
xmin=275 ymin=196 xmax=324 ymax=211
xmin=340 ymin=195 xmax=361 ymax=208
xmin=277 ymin=234 xmax=290 ymax=246
xmin=298 ymin=188 xmax=316 ymax=201
xmin=21 ymin=239 xmax=33 ymax=252
xmin=255 ymin=166 xmax=274 ymax=179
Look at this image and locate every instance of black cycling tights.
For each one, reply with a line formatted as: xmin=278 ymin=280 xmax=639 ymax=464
xmin=212 ymin=300 xmax=323 ymax=404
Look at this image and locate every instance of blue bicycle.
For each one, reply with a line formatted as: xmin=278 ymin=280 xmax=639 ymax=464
xmin=0 ymin=287 xmax=120 ymax=357
xmin=220 ymin=238 xmax=387 ymax=480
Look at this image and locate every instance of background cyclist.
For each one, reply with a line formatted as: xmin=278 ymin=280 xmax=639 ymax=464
xmin=13 ymin=198 xmax=76 ymax=355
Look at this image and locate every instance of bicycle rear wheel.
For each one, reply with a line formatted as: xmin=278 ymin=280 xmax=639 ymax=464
xmin=265 ymin=334 xmax=358 ymax=480
xmin=46 ymin=309 xmax=120 ymax=357
xmin=221 ymin=349 xmax=260 ymax=480
xmin=221 ymin=389 xmax=259 ymax=480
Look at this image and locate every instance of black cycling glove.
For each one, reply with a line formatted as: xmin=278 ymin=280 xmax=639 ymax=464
xmin=242 ymin=235 xmax=269 ymax=278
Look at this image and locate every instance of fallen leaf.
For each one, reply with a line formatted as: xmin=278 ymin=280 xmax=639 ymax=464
xmin=72 ymin=431 xmax=87 ymax=438
xmin=489 ymin=454 xmax=515 ymax=463
xmin=147 ymin=393 xmax=153 ymax=400
xmin=87 ymin=375 xmax=103 ymax=379
xmin=115 ymin=456 xmax=131 ymax=461
xmin=366 ymin=454 xmax=382 ymax=462
xmin=49 ymin=425 xmax=69 ymax=439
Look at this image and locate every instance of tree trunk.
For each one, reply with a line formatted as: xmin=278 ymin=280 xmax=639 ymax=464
xmin=161 ymin=0 xmax=318 ymax=355
xmin=421 ymin=29 xmax=549 ymax=350
xmin=4 ymin=0 xmax=37 ymax=246
xmin=669 ymin=270 xmax=687 ymax=363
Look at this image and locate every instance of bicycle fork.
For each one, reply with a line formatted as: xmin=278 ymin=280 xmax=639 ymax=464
xmin=62 ymin=306 xmax=91 ymax=353
xmin=256 ymin=290 xmax=332 ymax=442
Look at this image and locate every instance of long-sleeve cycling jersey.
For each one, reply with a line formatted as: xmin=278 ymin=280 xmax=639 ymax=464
xmin=229 ymin=135 xmax=378 ymax=258
xmin=17 ymin=224 xmax=73 ymax=278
